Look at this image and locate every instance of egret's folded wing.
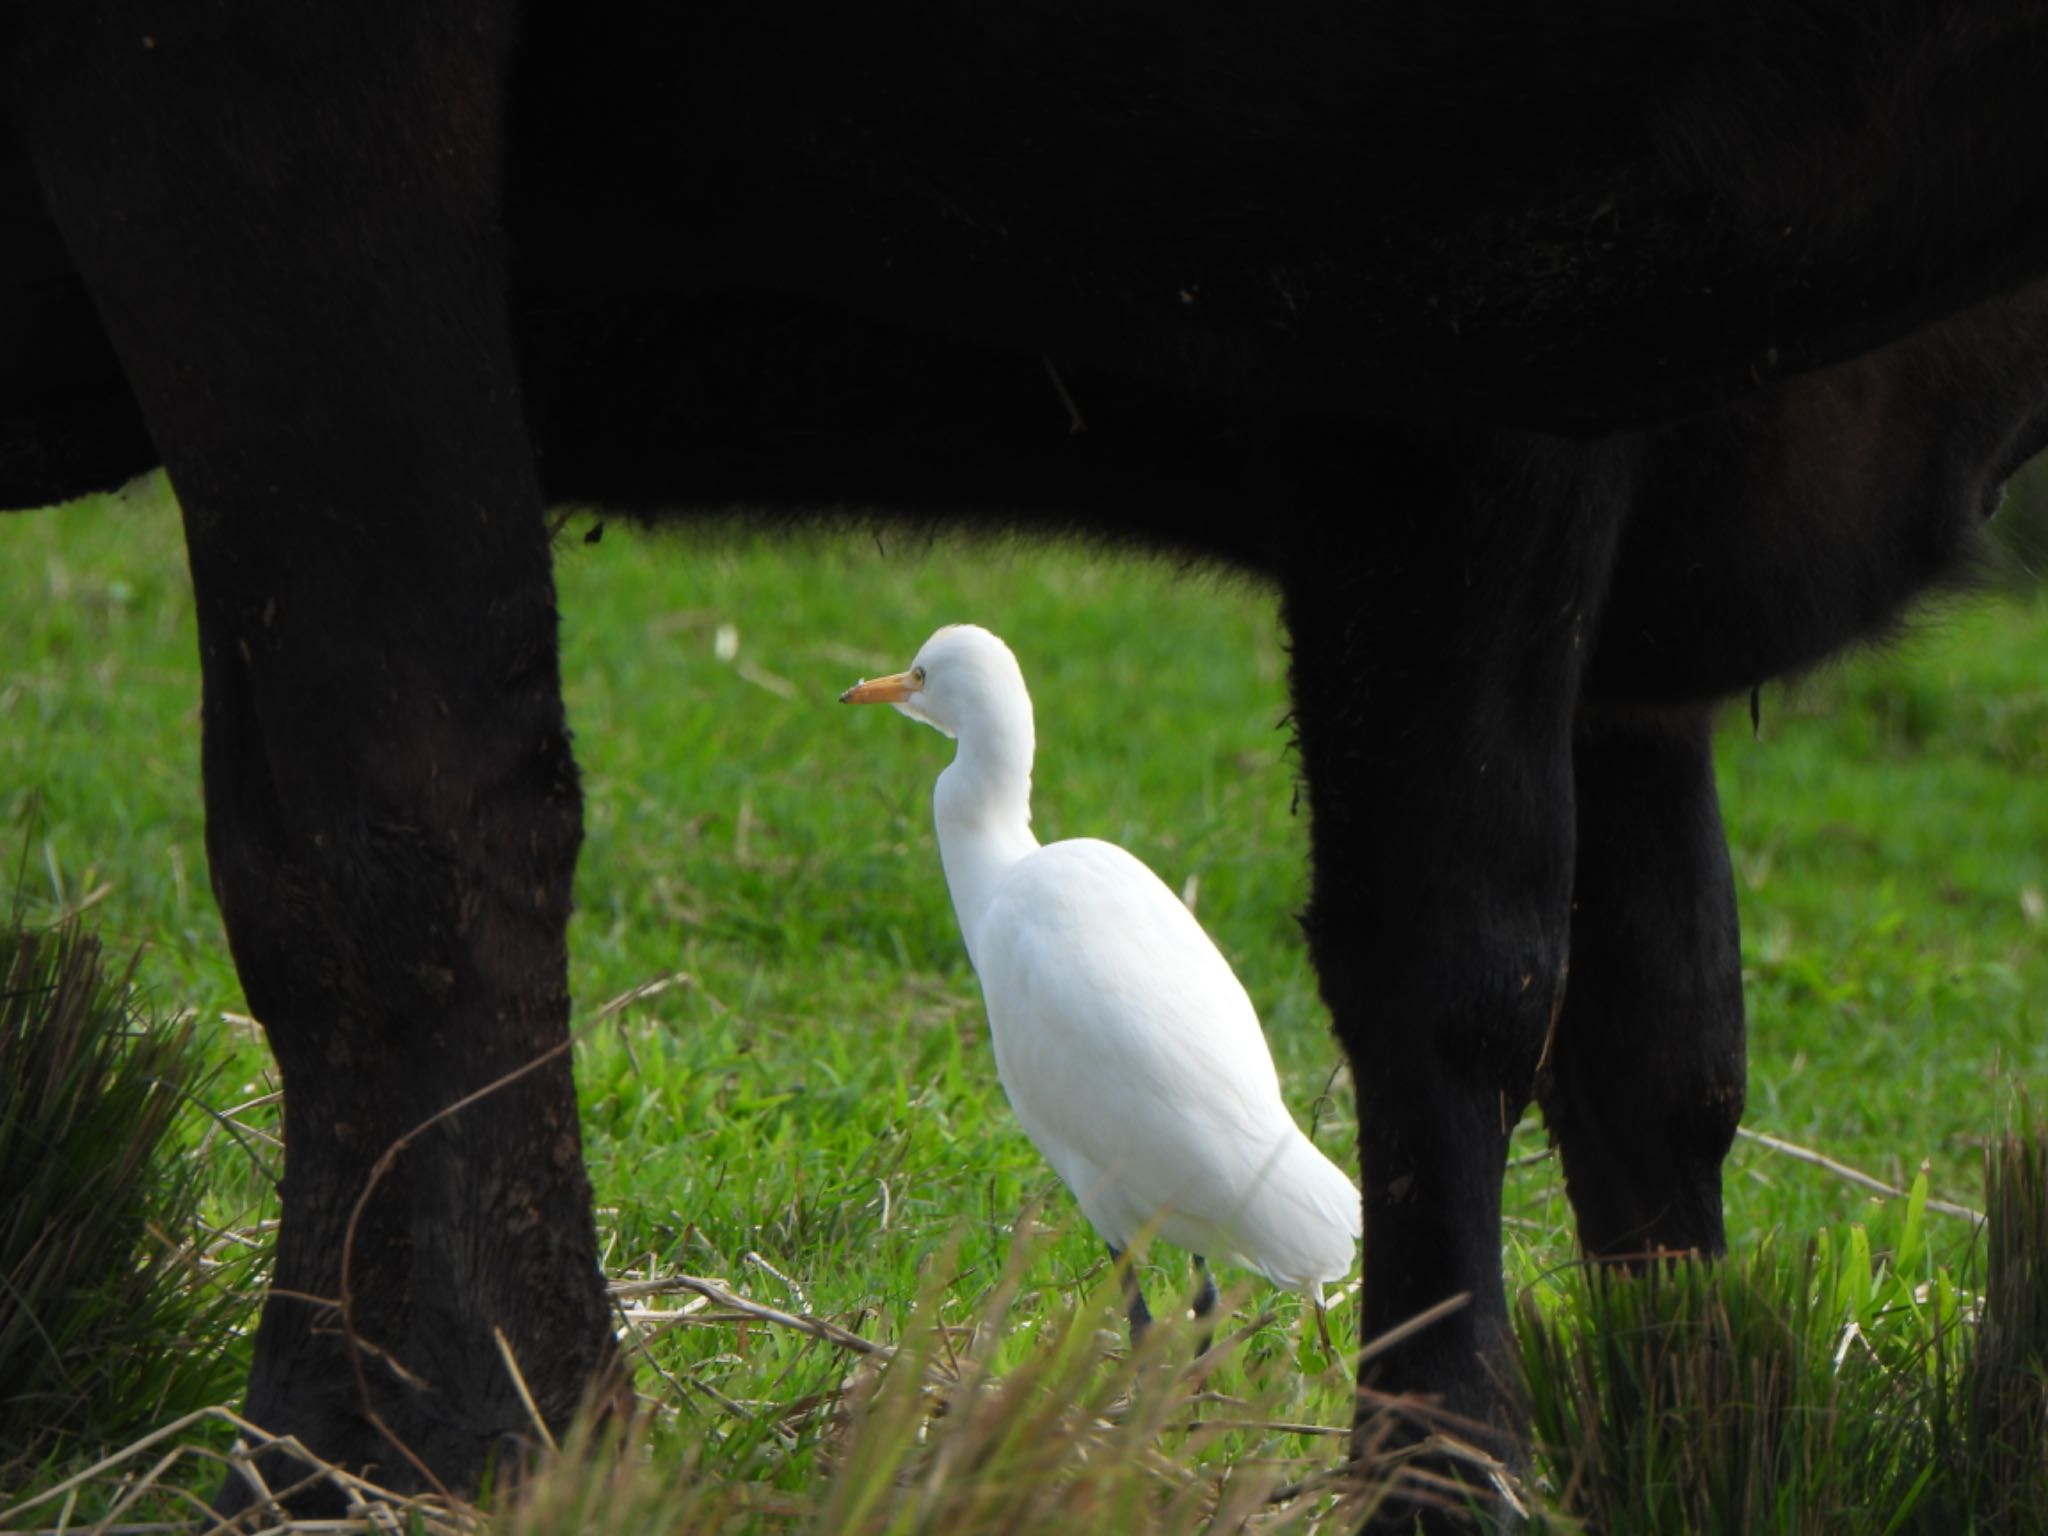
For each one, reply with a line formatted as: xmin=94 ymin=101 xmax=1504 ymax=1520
xmin=974 ymin=838 xmax=1315 ymax=1251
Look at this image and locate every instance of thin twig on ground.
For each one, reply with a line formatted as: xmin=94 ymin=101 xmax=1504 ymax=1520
xmin=1736 ymin=1126 xmax=1983 ymax=1222
xmin=0 ymin=1406 xmax=461 ymax=1534
xmin=334 ymin=1035 xmax=582 ymax=1500
xmin=614 ymin=1273 xmax=891 ymax=1360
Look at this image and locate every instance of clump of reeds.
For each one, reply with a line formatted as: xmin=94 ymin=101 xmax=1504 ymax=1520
xmin=1965 ymin=1125 xmax=2048 ymax=1533
xmin=1514 ymin=1129 xmax=2048 ymax=1536
xmin=0 ymin=908 xmax=240 ymax=1479
xmin=1513 ymin=1169 xmax=1976 ymax=1536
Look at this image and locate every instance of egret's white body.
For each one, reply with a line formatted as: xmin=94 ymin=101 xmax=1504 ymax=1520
xmin=842 ymin=624 xmax=1360 ymax=1307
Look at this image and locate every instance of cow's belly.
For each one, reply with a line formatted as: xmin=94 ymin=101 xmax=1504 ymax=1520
xmin=1585 ymin=283 xmax=2048 ymax=704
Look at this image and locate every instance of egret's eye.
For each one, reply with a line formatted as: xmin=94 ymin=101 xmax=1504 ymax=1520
xmin=912 ymin=666 xmax=926 ymax=687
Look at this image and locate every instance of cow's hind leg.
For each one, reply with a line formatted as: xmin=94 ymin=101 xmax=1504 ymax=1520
xmin=18 ymin=2 xmax=618 ymax=1505
xmin=1275 ymin=425 xmax=1632 ymax=1528
xmin=1539 ymin=704 xmax=1746 ymax=1261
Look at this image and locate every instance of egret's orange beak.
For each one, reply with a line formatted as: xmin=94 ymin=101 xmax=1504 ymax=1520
xmin=839 ymin=671 xmax=915 ymax=705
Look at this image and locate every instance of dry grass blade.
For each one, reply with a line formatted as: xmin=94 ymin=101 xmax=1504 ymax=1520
xmin=1353 ymin=1290 xmax=1470 ymax=1369
xmin=587 ymin=972 xmax=694 ymax=1023
xmin=492 ymin=1328 xmax=558 ymax=1454
xmin=1738 ymin=1126 xmax=1984 ymax=1223
xmin=612 ymin=1273 xmax=893 ymax=1362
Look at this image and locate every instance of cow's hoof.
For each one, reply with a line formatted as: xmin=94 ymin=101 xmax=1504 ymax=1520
xmin=1352 ymin=1411 xmax=1528 ymax=1534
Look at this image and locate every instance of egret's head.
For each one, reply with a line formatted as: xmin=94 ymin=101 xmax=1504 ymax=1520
xmin=839 ymin=624 xmax=1030 ymax=743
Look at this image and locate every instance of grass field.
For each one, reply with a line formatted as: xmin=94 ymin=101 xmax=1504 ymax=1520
xmin=2 ymin=475 xmax=2044 ymax=1528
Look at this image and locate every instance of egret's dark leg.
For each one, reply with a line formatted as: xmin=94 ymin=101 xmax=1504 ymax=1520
xmin=1312 ymin=1295 xmax=1336 ymax=1357
xmin=1108 ymin=1244 xmax=1153 ymax=1341
xmin=1190 ymin=1256 xmax=1220 ymax=1356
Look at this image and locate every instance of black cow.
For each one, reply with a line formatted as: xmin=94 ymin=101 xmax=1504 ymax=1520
xmin=6 ymin=2 xmax=2048 ymax=1526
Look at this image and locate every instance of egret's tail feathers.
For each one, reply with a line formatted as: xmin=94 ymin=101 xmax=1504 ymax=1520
xmin=1235 ymin=1130 xmax=1362 ymax=1293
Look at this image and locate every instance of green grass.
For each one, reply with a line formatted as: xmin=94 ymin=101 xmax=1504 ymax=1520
xmin=1720 ymin=598 xmax=2048 ymax=1231
xmin=1 ymin=475 xmax=2044 ymax=1525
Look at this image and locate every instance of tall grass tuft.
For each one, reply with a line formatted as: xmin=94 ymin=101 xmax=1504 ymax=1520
xmin=1514 ymin=1228 xmax=1965 ymax=1536
xmin=0 ymin=908 xmax=242 ymax=1478
xmin=1965 ymin=1127 xmax=2048 ymax=1532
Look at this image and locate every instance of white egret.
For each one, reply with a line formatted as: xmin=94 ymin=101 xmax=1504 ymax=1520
xmin=841 ymin=623 xmax=1360 ymax=1344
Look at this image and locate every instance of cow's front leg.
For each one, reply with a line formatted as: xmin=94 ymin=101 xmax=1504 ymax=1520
xmin=18 ymin=2 xmax=618 ymax=1505
xmin=1539 ymin=704 xmax=1745 ymax=1261
xmin=1275 ymin=426 xmax=1631 ymax=1524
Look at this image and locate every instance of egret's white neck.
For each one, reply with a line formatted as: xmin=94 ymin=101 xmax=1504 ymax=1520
xmin=932 ymin=691 xmax=1039 ymax=967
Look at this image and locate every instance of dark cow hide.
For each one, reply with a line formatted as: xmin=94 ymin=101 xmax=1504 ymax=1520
xmin=6 ymin=2 xmax=2048 ymax=1528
